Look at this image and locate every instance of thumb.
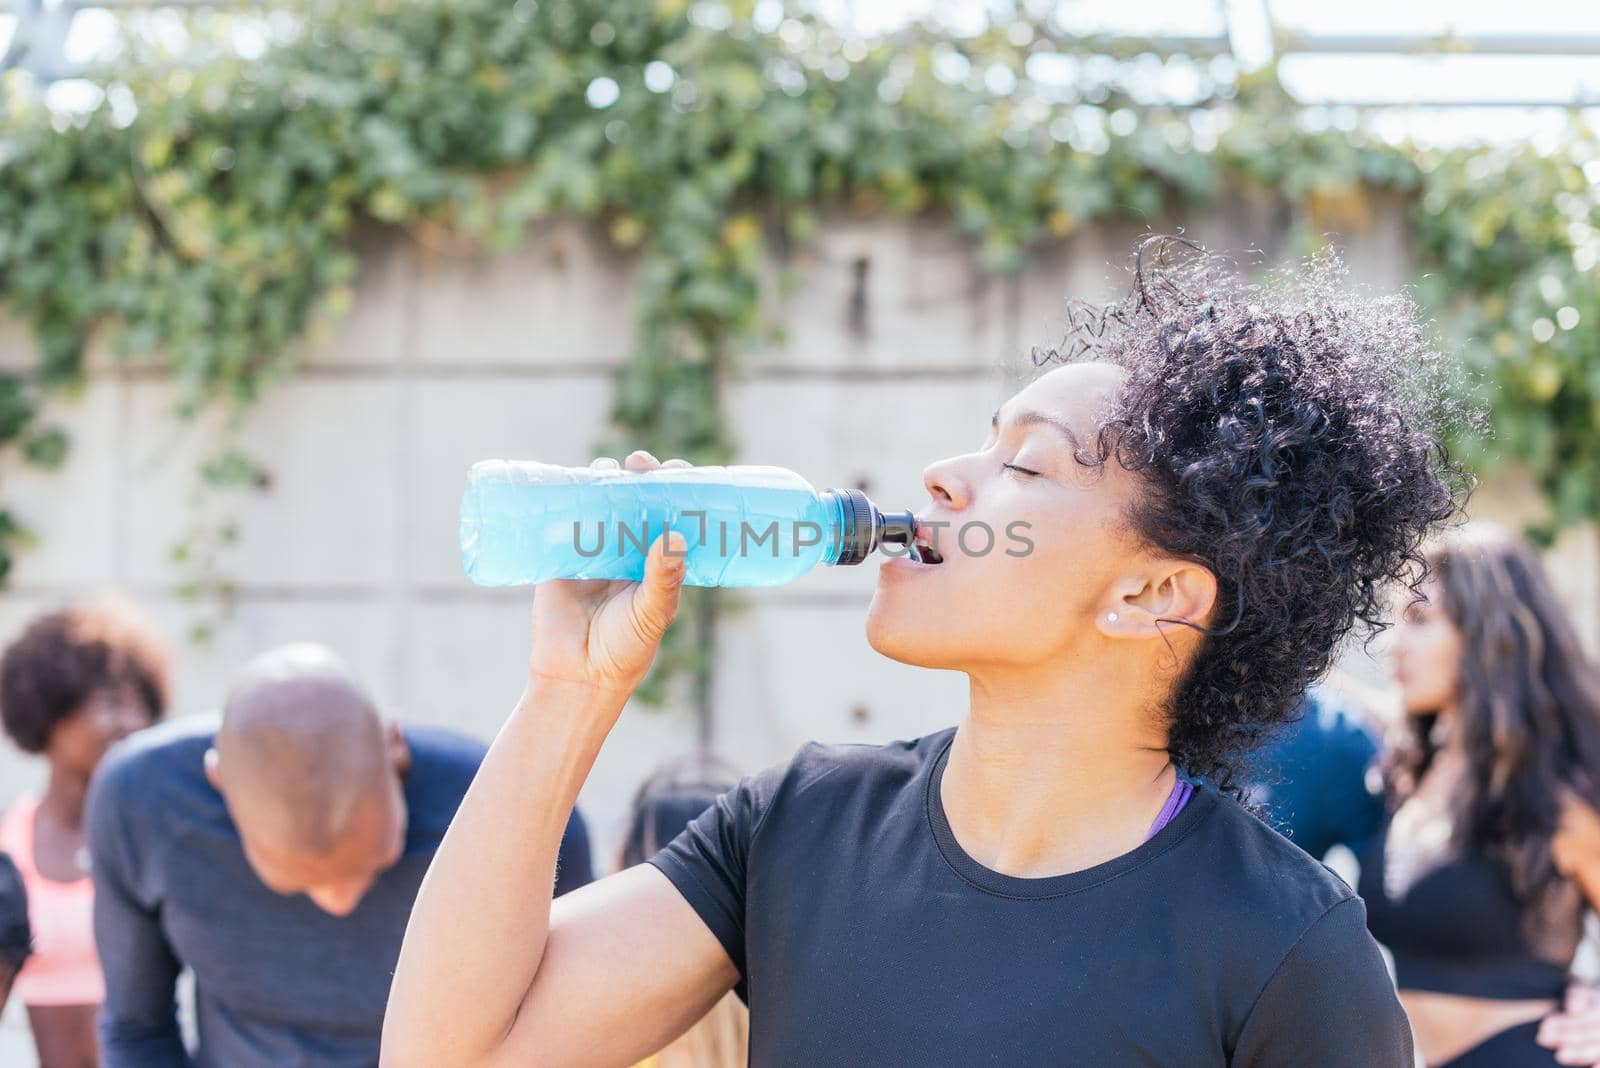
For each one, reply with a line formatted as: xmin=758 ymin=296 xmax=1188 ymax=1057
xmin=1571 ymin=982 xmax=1600 ymax=1014
xmin=629 ymin=529 xmax=688 ymax=645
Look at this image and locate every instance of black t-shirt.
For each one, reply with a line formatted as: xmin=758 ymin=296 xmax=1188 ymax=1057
xmin=648 ymin=726 xmax=1412 ymax=1066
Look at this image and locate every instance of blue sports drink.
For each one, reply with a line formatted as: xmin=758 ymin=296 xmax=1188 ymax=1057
xmin=460 ymin=461 xmax=916 ymax=588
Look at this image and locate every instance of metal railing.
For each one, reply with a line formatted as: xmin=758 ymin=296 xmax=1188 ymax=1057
xmin=4 ymin=0 xmax=1600 ymax=110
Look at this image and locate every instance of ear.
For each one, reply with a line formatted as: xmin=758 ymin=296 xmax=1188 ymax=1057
xmin=386 ymin=722 xmax=412 ymax=779
xmin=1098 ymin=560 xmax=1218 ymax=637
xmin=203 ymin=746 xmax=222 ymax=790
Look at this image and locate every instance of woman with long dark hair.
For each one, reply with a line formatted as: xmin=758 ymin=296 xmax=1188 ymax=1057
xmin=1368 ymin=523 xmax=1600 ymax=1066
xmin=384 ymin=237 xmax=1466 ymax=1066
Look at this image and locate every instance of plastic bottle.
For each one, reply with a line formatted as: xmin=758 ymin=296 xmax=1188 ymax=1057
xmin=460 ymin=460 xmax=917 ymax=588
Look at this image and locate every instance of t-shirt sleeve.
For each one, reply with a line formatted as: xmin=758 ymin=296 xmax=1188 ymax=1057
xmin=1231 ymin=895 xmax=1413 ymax=1067
xmin=644 ymin=756 xmax=790 ymax=998
xmin=87 ymin=755 xmax=195 ymax=1068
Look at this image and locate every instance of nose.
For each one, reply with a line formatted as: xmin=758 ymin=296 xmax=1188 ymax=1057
xmin=94 ymin=701 xmax=148 ymax=743
xmin=1385 ymin=637 xmax=1411 ymax=676
xmin=307 ymin=881 xmax=368 ymax=917
xmin=114 ymin=704 xmax=149 ymax=735
xmin=922 ymin=455 xmax=970 ymax=511
xmin=1386 ymin=627 xmax=1409 ymax=657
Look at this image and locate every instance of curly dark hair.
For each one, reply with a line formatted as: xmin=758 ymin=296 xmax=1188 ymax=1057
xmin=0 ymin=597 xmax=170 ymax=754
xmin=1034 ymin=235 xmax=1477 ymax=796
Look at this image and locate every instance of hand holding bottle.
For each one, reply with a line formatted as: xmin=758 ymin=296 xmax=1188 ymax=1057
xmin=526 ymin=450 xmax=691 ymax=700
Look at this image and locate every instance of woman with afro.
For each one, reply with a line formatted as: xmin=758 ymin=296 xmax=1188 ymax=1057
xmin=0 ymin=597 xmax=168 ymax=1067
xmin=386 ymin=237 xmax=1470 ymax=1066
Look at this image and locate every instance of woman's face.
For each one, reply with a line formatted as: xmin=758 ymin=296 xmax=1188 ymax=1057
xmin=1386 ymin=575 xmax=1463 ymax=717
xmin=46 ymin=683 xmax=153 ymax=779
xmin=866 ymin=361 xmax=1157 ymax=671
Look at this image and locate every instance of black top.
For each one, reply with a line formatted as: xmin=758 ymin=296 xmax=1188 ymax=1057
xmin=1358 ymin=814 xmax=1572 ymax=1000
xmin=648 ymin=726 xmax=1413 ymax=1066
xmin=88 ymin=714 xmax=594 ymax=1068
xmin=0 ymin=851 xmax=28 ymax=974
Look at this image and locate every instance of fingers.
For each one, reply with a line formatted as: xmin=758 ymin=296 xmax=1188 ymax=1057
xmin=1537 ymin=1006 xmax=1600 ymax=1065
xmin=1547 ymin=1026 xmax=1600 ymax=1066
xmin=592 ymin=452 xmax=692 ymax=472
xmin=628 ymin=530 xmax=688 ymax=647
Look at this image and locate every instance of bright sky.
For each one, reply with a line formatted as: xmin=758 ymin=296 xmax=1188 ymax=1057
xmin=821 ymin=0 xmax=1600 ymax=39
xmin=9 ymin=0 xmax=1600 ymax=144
xmin=820 ymin=0 xmax=1600 ymax=143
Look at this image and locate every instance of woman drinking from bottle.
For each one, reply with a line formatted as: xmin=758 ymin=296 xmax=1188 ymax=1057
xmin=383 ymin=237 xmax=1467 ymax=1066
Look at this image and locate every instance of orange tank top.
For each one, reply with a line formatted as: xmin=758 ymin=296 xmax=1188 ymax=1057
xmin=0 ymin=795 xmax=105 ymax=1006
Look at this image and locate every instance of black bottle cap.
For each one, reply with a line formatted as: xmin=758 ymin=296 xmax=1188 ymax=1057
xmin=829 ymin=489 xmax=875 ymax=565
xmin=825 ymin=490 xmax=917 ymax=566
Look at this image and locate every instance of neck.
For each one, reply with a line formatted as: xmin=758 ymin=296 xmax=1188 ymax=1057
xmin=941 ymin=658 xmax=1178 ymax=879
xmin=1423 ymin=711 xmax=1470 ymax=782
xmin=39 ymin=765 xmax=91 ymax=827
xmin=1423 ymin=706 xmax=1464 ymax=761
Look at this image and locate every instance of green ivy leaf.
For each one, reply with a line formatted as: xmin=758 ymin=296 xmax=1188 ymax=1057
xmin=21 ymin=427 xmax=70 ymax=468
xmin=200 ymin=449 xmax=270 ymax=489
xmin=0 ymin=375 xmax=33 ymax=443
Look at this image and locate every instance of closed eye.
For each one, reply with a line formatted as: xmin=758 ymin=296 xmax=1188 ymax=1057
xmin=1003 ymin=462 xmax=1040 ymax=478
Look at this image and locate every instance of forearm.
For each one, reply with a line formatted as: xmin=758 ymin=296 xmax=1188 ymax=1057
xmin=383 ymin=678 xmax=625 ymax=1068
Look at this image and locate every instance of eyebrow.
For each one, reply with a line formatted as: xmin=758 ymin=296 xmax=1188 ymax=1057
xmin=991 ymin=406 xmax=1084 ymax=454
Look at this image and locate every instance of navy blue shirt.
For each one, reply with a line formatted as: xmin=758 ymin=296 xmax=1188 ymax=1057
xmin=87 ymin=714 xmax=593 ymax=1068
xmin=648 ymin=726 xmax=1412 ymax=1066
xmin=1243 ymin=687 xmax=1386 ymax=861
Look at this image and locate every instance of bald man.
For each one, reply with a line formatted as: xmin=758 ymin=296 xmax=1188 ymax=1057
xmin=85 ymin=644 xmax=593 ymax=1068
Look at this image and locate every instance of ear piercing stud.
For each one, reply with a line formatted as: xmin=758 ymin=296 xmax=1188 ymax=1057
xmin=1106 ymin=612 xmax=1118 ymax=622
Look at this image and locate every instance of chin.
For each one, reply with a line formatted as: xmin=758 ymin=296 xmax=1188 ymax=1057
xmin=1395 ymin=682 xmax=1441 ymax=716
xmin=865 ymin=590 xmax=972 ymax=671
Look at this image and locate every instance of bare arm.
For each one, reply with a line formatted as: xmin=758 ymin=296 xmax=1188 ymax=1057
xmin=1554 ymin=788 xmax=1600 ymax=913
xmin=1537 ymin=791 xmax=1600 ymax=1066
xmin=382 ymin=451 xmax=738 ymax=1068
xmin=28 ymin=1005 xmax=102 ymax=1068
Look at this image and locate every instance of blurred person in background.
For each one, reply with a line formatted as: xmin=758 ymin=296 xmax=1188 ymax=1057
xmin=1360 ymin=523 xmax=1600 ymax=1066
xmin=87 ymin=641 xmax=593 ymax=1068
xmin=1244 ymin=680 xmax=1388 ymax=863
xmin=1245 ymin=611 xmax=1600 ymax=1066
xmin=0 ymin=598 xmax=169 ymax=1068
xmin=619 ymin=757 xmax=749 ymax=1068
xmin=0 ymin=851 xmax=32 ymax=1013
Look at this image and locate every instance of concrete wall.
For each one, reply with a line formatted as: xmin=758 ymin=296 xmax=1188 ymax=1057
xmin=0 ymin=199 xmax=1594 ymax=875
